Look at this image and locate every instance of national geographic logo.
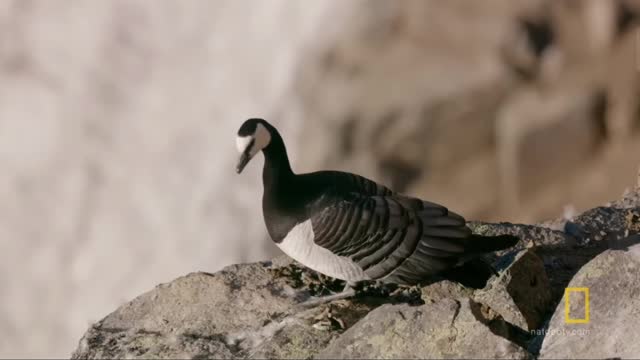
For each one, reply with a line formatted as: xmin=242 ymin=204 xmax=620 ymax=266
xmin=565 ymin=287 xmax=590 ymax=324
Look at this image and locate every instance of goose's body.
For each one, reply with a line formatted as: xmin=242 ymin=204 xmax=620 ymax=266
xmin=236 ymin=118 xmax=518 ymax=289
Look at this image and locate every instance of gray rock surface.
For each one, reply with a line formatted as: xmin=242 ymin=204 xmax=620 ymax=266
xmin=539 ymin=238 xmax=640 ymax=359
xmin=474 ymin=249 xmax=552 ymax=331
xmin=72 ymin=262 xmax=333 ymax=359
xmin=317 ymin=298 xmax=531 ymax=359
xmin=72 ymin=189 xmax=640 ymax=359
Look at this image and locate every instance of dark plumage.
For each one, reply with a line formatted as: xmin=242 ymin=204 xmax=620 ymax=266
xmin=235 ymin=118 xmax=518 ymax=288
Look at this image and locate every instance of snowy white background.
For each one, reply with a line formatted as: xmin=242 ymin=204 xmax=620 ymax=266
xmin=0 ymin=1 xmax=349 ymax=357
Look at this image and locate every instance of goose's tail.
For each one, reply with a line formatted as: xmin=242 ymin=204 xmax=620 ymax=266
xmin=466 ymin=234 xmax=519 ymax=254
xmin=443 ymin=234 xmax=518 ymax=288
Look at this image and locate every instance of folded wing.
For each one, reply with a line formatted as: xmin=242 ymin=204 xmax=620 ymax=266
xmin=310 ymin=192 xmax=482 ymax=284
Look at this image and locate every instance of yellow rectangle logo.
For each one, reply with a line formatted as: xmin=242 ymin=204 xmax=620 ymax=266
xmin=565 ymin=287 xmax=589 ymax=324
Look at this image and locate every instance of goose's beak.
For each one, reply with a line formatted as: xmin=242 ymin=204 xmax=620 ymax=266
xmin=236 ymin=150 xmax=251 ymax=174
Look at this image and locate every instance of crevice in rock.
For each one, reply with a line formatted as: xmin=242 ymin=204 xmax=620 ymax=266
xmin=449 ymin=299 xmax=462 ymax=328
xmin=446 ymin=299 xmax=462 ymax=355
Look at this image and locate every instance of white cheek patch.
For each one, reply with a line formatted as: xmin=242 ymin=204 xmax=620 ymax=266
xmin=236 ymin=135 xmax=253 ymax=153
xmin=236 ymin=123 xmax=272 ymax=157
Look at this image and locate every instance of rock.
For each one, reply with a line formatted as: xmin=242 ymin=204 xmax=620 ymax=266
xmin=72 ymin=189 xmax=640 ymax=359
xmin=613 ymin=184 xmax=640 ymax=209
xmin=420 ymin=280 xmax=474 ymax=304
xmin=317 ymin=298 xmax=531 ymax=359
xmin=539 ymin=238 xmax=640 ymax=359
xmin=467 ymin=221 xmax=572 ymax=249
xmin=474 ymin=250 xmax=552 ymax=331
xmin=71 ymin=262 xmax=342 ymax=359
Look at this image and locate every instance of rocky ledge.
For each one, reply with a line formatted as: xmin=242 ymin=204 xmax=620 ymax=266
xmin=72 ymin=186 xmax=640 ymax=359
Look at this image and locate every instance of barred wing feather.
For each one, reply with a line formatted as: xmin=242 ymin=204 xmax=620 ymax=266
xmin=309 ymin=193 xmax=472 ymax=284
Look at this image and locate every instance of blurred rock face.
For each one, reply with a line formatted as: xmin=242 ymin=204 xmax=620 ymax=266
xmin=295 ymin=1 xmax=519 ymax=181
xmin=292 ymin=0 xmax=640 ymax=222
xmin=0 ymin=0 xmax=639 ymax=357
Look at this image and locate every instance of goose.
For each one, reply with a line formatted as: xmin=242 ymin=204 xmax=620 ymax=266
xmin=235 ymin=118 xmax=518 ymax=305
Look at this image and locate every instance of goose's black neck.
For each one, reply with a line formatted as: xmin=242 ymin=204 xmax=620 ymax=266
xmin=261 ymin=125 xmax=301 ymax=242
xmin=262 ymin=125 xmax=294 ymax=190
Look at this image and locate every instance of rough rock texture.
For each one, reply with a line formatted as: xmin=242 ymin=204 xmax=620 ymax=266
xmin=72 ymin=262 xmax=306 ymax=359
xmin=73 ymin=187 xmax=640 ymax=359
xmin=317 ymin=298 xmax=531 ymax=359
xmin=474 ymin=250 xmax=552 ymax=331
xmin=71 ymin=257 xmax=389 ymax=359
xmin=539 ymin=238 xmax=640 ymax=359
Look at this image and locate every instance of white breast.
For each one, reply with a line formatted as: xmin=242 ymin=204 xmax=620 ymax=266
xmin=276 ymin=219 xmax=369 ymax=283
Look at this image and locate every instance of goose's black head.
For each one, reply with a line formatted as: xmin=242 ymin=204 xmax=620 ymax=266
xmin=235 ymin=118 xmax=273 ymax=174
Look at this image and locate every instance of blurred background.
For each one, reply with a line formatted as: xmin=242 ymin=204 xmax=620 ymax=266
xmin=0 ymin=0 xmax=639 ymax=357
